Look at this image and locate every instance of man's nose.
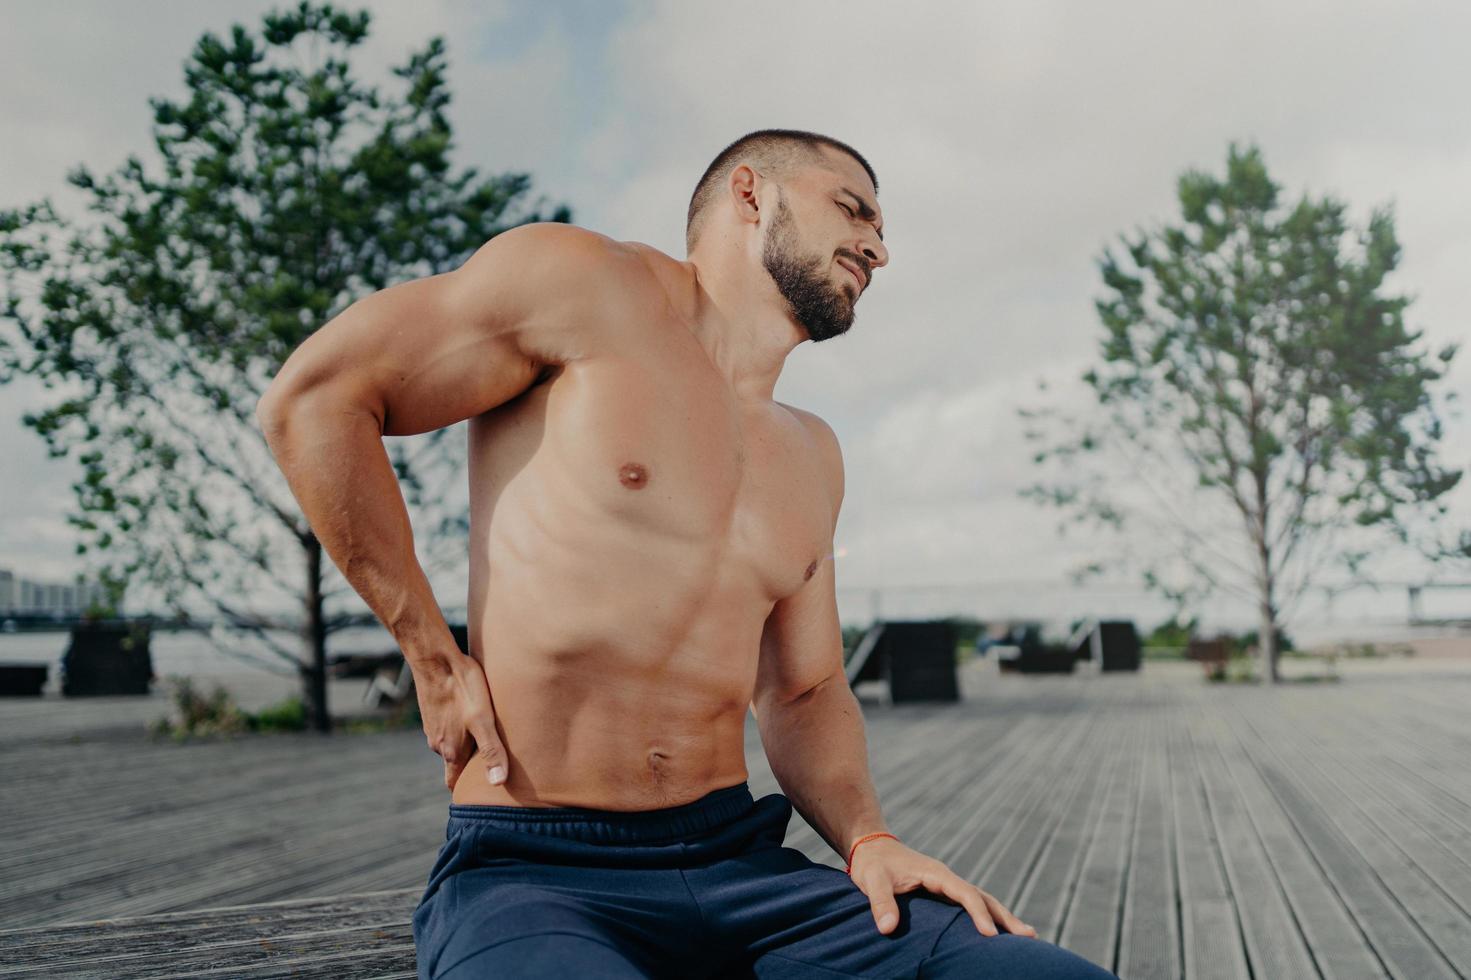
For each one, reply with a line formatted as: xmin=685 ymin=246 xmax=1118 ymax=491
xmin=859 ymin=236 xmax=889 ymax=271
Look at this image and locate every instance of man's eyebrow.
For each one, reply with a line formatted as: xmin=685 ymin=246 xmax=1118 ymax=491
xmin=839 ymin=188 xmax=884 ymax=241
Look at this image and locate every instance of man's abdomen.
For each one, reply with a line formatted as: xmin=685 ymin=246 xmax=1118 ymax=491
xmin=448 ymin=645 xmax=754 ymax=810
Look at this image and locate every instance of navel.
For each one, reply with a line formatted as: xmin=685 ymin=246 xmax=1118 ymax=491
xmin=618 ymin=461 xmax=649 ymax=489
xmin=804 ymin=559 xmax=818 ymax=581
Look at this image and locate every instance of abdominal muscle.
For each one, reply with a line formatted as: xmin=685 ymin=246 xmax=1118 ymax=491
xmin=448 ymin=630 xmax=757 ymax=811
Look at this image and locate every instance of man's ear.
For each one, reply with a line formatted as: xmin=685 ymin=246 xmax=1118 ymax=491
xmin=728 ymin=164 xmax=762 ymax=226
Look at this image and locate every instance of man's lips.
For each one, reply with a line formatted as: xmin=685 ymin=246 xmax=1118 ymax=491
xmin=838 ymin=259 xmax=867 ymax=288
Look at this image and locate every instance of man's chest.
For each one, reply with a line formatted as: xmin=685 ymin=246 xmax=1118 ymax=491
xmin=472 ymin=354 xmax=834 ymax=601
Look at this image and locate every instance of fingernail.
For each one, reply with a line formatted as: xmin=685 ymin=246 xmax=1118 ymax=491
xmin=487 ymin=765 xmax=506 ymax=784
xmin=879 ymin=914 xmax=897 ymax=931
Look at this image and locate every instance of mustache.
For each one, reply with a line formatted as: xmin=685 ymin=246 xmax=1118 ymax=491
xmin=835 ymin=251 xmax=871 ymax=282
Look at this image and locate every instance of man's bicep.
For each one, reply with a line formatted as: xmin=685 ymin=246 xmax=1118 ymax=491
xmin=751 ymin=406 xmax=848 ymax=713
xmin=752 ymin=549 xmax=846 ymax=713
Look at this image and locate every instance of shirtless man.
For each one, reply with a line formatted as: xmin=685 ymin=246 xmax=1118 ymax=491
xmin=258 ymin=128 xmax=1114 ymax=979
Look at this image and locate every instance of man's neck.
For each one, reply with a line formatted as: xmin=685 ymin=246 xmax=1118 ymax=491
xmin=681 ymin=251 xmax=804 ymax=404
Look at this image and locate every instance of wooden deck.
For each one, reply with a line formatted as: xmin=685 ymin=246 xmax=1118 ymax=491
xmin=2 ymin=657 xmax=1469 ymax=978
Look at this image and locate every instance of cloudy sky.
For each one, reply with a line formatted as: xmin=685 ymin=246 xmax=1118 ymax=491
xmin=2 ymin=0 xmax=1468 ymax=643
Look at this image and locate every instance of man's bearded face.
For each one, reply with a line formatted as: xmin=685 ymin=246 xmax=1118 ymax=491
xmin=761 ymin=189 xmax=856 ymax=343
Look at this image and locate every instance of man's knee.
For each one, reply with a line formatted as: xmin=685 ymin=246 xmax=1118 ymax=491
xmin=919 ymin=916 xmax=1118 ymax=979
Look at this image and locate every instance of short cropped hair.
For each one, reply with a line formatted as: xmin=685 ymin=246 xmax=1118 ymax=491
xmin=685 ymin=128 xmax=878 ymax=254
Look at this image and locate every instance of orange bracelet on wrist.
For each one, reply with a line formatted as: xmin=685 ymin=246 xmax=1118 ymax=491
xmin=845 ymin=832 xmax=899 ymax=874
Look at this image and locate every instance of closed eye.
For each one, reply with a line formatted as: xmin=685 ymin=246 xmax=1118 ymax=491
xmin=838 ymin=201 xmax=882 ymax=241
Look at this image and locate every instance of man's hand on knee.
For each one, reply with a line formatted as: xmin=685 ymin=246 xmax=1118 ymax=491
xmin=847 ymin=837 xmax=1038 ymax=939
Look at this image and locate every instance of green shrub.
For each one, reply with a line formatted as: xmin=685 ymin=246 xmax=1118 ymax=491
xmin=151 ymin=676 xmax=311 ymax=739
xmin=151 ymin=674 xmax=251 ymax=740
xmin=149 ymin=675 xmax=426 ymax=740
xmin=253 ymin=695 xmax=308 ymax=732
xmin=1143 ymin=614 xmax=1199 ymax=648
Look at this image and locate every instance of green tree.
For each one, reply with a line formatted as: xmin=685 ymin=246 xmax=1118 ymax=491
xmin=1019 ymin=143 xmax=1461 ymax=684
xmin=1394 ymin=454 xmax=1471 ymax=570
xmin=0 ymin=2 xmax=572 ymax=730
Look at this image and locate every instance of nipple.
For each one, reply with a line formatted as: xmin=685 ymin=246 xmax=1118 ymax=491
xmin=804 ymin=559 xmax=818 ymax=581
xmin=618 ymin=461 xmax=649 ymax=489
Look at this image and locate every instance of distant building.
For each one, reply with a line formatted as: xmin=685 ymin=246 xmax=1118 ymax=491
xmin=0 ymin=567 xmax=106 ymax=617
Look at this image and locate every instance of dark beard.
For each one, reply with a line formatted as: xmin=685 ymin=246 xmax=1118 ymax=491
xmin=761 ymin=192 xmax=856 ymax=343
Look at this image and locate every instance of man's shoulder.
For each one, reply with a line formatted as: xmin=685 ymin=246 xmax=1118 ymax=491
xmin=508 ymin=221 xmax=644 ymax=270
xmin=558 ymin=227 xmax=691 ymax=311
xmin=777 ymin=403 xmax=844 ymax=515
xmin=530 ymin=225 xmax=680 ymax=282
xmin=776 ymin=402 xmax=839 ymax=446
xmin=619 ymin=239 xmax=701 ymax=315
xmin=475 ymin=224 xmax=674 ymax=343
xmin=476 ymin=222 xmax=661 ymax=294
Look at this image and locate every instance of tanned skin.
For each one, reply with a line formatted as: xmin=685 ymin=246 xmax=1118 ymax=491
xmin=257 ymin=144 xmax=1035 ymax=940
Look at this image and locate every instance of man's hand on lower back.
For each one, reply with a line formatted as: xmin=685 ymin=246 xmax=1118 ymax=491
xmin=846 ymin=837 xmax=1039 ymax=939
xmin=416 ymin=651 xmax=510 ymax=791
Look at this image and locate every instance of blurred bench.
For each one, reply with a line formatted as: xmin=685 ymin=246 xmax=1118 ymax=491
xmin=991 ymin=623 xmax=1075 ymax=674
xmin=845 ymin=620 xmax=960 ymax=702
xmin=1186 ymin=636 xmax=1231 ymax=677
xmin=1069 ymin=619 xmax=1141 ymax=672
xmin=61 ymin=622 xmax=155 ymax=696
xmin=330 ymin=624 xmax=471 ymax=710
xmin=0 ymin=662 xmax=49 ymax=697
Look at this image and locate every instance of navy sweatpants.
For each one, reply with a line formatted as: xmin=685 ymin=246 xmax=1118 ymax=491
xmin=412 ymin=782 xmax=1116 ymax=979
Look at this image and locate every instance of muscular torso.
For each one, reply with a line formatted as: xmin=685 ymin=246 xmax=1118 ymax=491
xmin=449 ymin=247 xmax=834 ymax=810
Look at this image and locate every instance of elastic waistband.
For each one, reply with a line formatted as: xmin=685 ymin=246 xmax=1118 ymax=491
xmin=445 ymin=781 xmax=757 ymax=846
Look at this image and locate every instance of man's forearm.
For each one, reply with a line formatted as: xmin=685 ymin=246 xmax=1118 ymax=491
xmin=258 ymin=392 xmax=459 ymax=677
xmin=755 ymin=674 xmax=891 ymax=861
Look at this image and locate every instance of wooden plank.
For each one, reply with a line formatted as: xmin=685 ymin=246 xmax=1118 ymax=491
xmin=1202 ymin=699 xmax=1386 ymax=980
xmin=1270 ymin=688 xmax=1471 ymax=898
xmin=1233 ymin=696 xmax=1471 ymax=971
xmin=0 ymin=731 xmax=441 ymax=927
xmin=1115 ymin=705 xmax=1181 ymax=980
xmin=0 ymin=922 xmax=413 ymax=979
xmin=1057 ymin=698 xmax=1144 ymax=973
xmin=1307 ymin=682 xmax=1471 ymax=849
xmin=880 ymin=707 xmax=1060 ymax=855
xmin=976 ymin=704 xmax=1110 ymax=908
xmin=1168 ymin=716 xmax=1251 ymax=980
xmin=1237 ymin=714 xmax=1459 ymax=980
xmin=945 ymin=697 xmax=1105 ymax=887
xmin=1010 ymin=709 xmax=1120 ymax=944
xmin=0 ymin=890 xmax=416 ymax=953
xmin=1189 ymin=712 xmax=1319 ymax=978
